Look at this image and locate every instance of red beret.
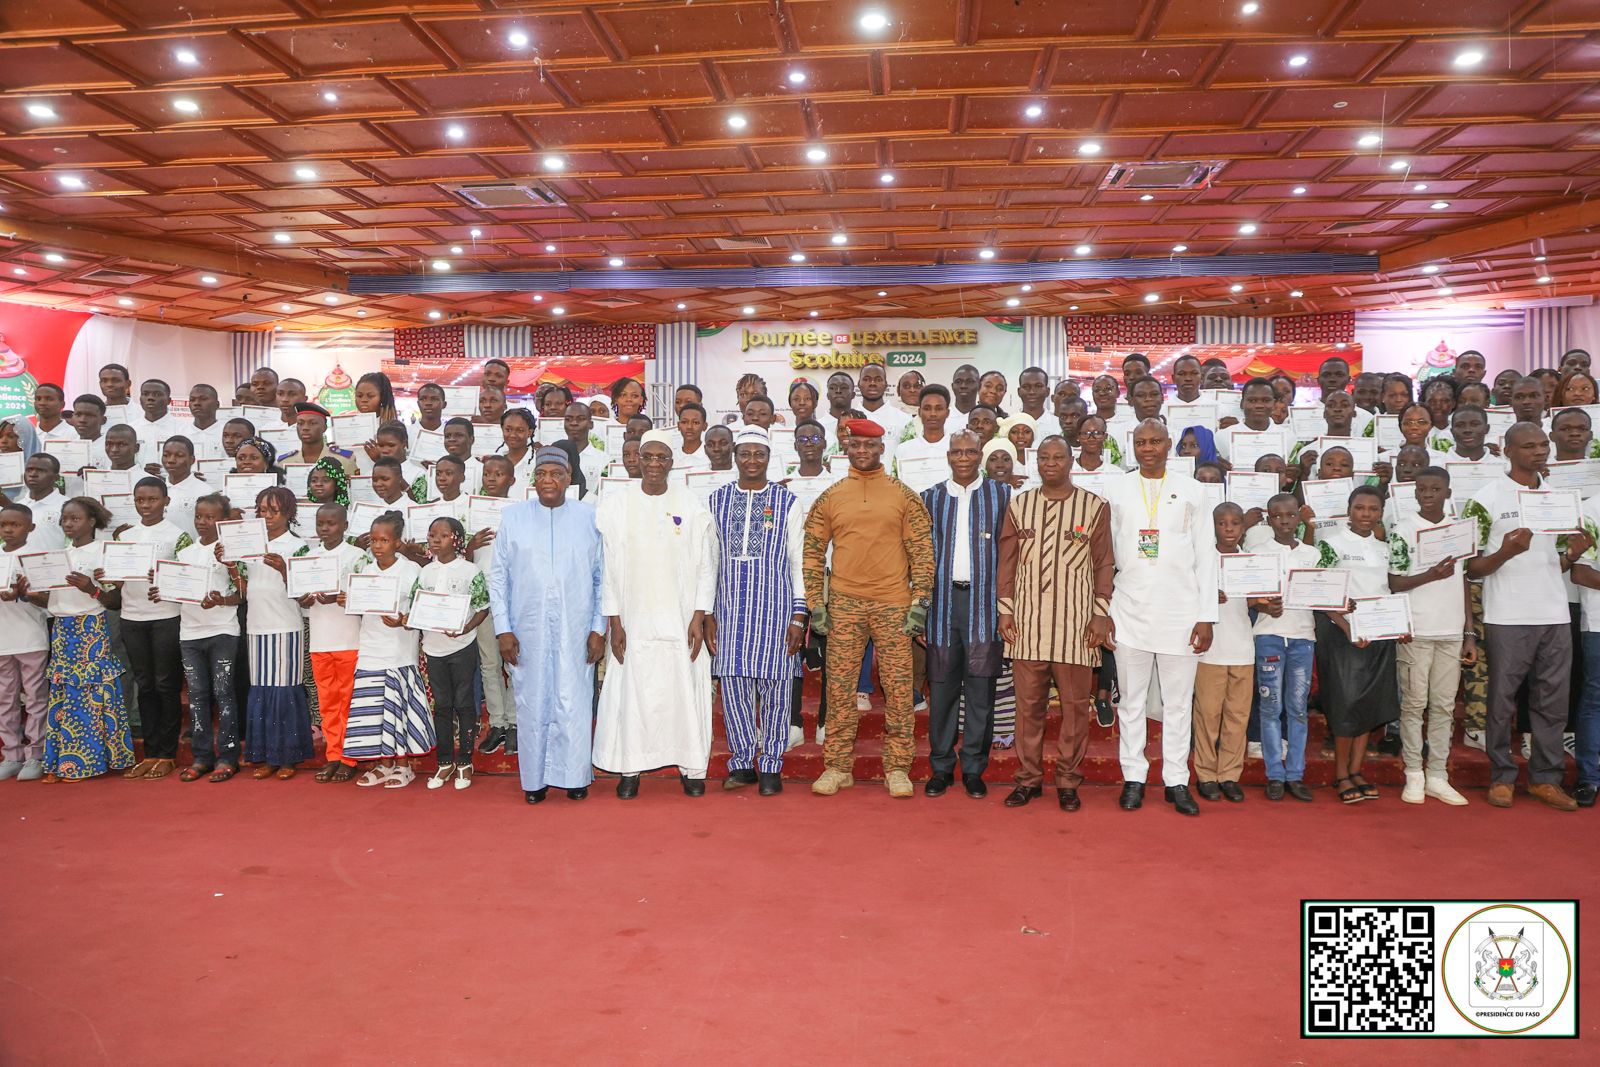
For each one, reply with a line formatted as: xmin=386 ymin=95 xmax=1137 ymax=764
xmin=845 ymin=418 xmax=884 ymax=438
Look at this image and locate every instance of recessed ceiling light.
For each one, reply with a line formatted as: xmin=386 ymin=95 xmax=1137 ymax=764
xmin=1143 ymin=293 xmax=1160 ymax=302
xmin=324 ymin=295 xmax=338 ymax=304
xmin=544 ymin=243 xmax=556 ymax=252
xmin=1421 ymin=264 xmax=1441 ymax=274
xmin=200 ymin=274 xmax=217 ymax=284
xmin=859 ymin=11 xmax=890 ymax=32
xmin=552 ymin=306 xmax=565 ymax=315
xmin=1139 ymin=193 xmax=1154 ymax=201
xmin=172 ymin=98 xmax=200 ymax=114
xmin=1240 ymin=1 xmax=1259 ymax=12
xmin=808 ymin=310 xmax=819 ymax=317
xmin=322 ymin=91 xmax=338 ymax=104
xmin=273 ymin=232 xmax=291 ymax=242
xmin=727 ymin=114 xmax=748 ymax=131
xmin=174 ymin=48 xmax=198 ymax=65
xmin=1437 ymin=287 xmax=1453 ymax=296
xmin=879 ymin=171 xmax=895 ymax=184
xmin=1024 ymin=104 xmax=1043 ymax=119
xmin=787 ymin=70 xmax=807 ymax=86
xmin=1389 ymin=159 xmax=1409 ymax=171
xmin=427 ymin=310 xmax=442 ymax=319
xmin=1238 ymin=222 xmax=1257 ymax=234
xmin=1535 ymin=255 xmax=1547 ymax=262
xmin=831 ymin=233 xmax=848 ymax=245
xmin=1430 ymin=200 xmax=1450 ymax=210
xmin=532 ymin=294 xmax=544 ymax=302
xmin=1172 ymin=243 xmax=1188 ymax=252
xmin=1230 ymin=283 xmax=1244 ymax=292
xmin=541 ymin=155 xmax=565 ymax=172
xmin=789 ymin=252 xmax=806 ymax=262
xmin=1357 ymin=133 xmax=1382 ymax=148
xmin=1289 ymin=289 xmax=1304 ymax=298
xmin=1074 ymin=245 xmax=1092 ymax=255
xmin=356 ymin=310 xmax=366 ymax=317
xmin=1287 ymin=54 xmax=1308 ymax=68
xmin=432 ymin=260 xmax=451 ymax=271
xmin=1078 ymin=141 xmax=1102 ymax=155
xmin=805 ymin=146 xmax=828 ymax=163
xmin=1538 ymin=275 xmax=1553 ymax=284
xmin=1413 ymin=182 xmax=1428 ymax=191
xmin=507 ymin=29 xmax=529 ymax=48
xmin=449 ymin=245 xmax=463 ymax=255
xmin=44 ymin=253 xmax=64 ymax=263
xmin=1454 ymin=49 xmax=1484 ymax=68
xmin=11 ymin=267 xmax=25 ymax=276
xmin=469 ymin=228 xmax=481 ymax=237
xmin=58 ymin=175 xmax=85 ymax=189
xmin=1292 ymin=186 xmax=1307 ymax=195
xmin=876 ymin=290 xmax=888 ymax=297
xmin=742 ymin=306 xmax=756 ymax=315
xmin=979 ymin=248 xmax=997 ymax=259
xmin=25 ymin=103 xmax=56 ymax=120
xmin=676 ymin=302 xmax=687 ymax=310
xmin=607 ymin=256 xmax=624 ymax=267
xmin=1020 ymin=284 xmax=1033 ymax=292
xmin=1005 ymin=297 xmax=1021 ymax=307
xmin=118 ymin=298 xmax=134 ymax=307
xmin=445 ymin=125 xmax=465 ymax=141
xmin=281 ymin=303 xmax=292 ymax=311
xmin=293 ymin=166 xmax=317 ymax=180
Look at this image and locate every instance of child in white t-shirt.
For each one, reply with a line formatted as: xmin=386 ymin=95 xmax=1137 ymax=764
xmin=417 ymin=517 xmax=489 ymax=790
xmin=0 ymin=502 xmax=49 ymax=780
xmin=1192 ymin=502 xmax=1257 ymax=803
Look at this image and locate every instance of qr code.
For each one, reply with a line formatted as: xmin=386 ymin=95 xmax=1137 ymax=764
xmin=1305 ymin=905 xmax=1435 ymax=1034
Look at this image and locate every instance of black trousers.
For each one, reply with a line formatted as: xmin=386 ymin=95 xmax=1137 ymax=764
xmin=123 ymin=616 xmax=184 ymax=759
xmin=927 ymin=586 xmax=997 ymax=778
xmin=427 ymin=644 xmax=481 ymax=764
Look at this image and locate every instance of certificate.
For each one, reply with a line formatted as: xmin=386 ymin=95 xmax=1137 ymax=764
xmin=329 ymin=410 xmax=378 ymax=447
xmin=1544 ymin=459 xmax=1600 ymax=499
xmin=280 ymin=462 xmax=314 ymax=498
xmin=1225 ymin=471 xmax=1278 ymax=512
xmin=224 ymin=473 xmax=279 ymax=504
xmin=1315 ymin=435 xmax=1377 ymax=471
xmin=1301 ymin=477 xmax=1355 ymax=519
xmin=408 ymin=589 xmax=471 ymax=635
xmin=1372 ymin=415 xmax=1402 ymax=453
xmin=1166 ymin=455 xmax=1196 ymax=478
xmin=1072 ymin=470 xmax=1117 ymax=500
xmin=1349 ymin=594 xmax=1413 ymax=642
xmin=101 ymin=541 xmax=156 ymax=582
xmin=348 ymin=501 xmax=391 ymax=535
xmin=18 ymin=550 xmax=71 ymax=591
xmin=0 ymin=552 xmax=14 ymax=590
xmin=405 ymin=501 xmax=451 ymax=541
xmin=1228 ymin=428 xmax=1290 ymax=469
xmin=1196 ymin=480 xmax=1226 ymax=515
xmin=258 ymin=425 xmax=296 ymax=455
xmin=536 ymin=418 xmax=566 ymax=446
xmin=216 ymin=517 xmax=268 ymax=561
xmin=1283 ymin=567 xmax=1349 ymax=611
xmin=440 ymin=386 xmax=479 ymax=418
xmin=1167 ymin=398 xmax=1218 ymax=431
xmin=1288 ymin=406 xmax=1324 ymax=442
xmin=103 ymin=403 xmax=130 ymax=426
xmin=286 ymin=552 xmax=341 ymax=598
xmin=595 ymin=474 xmax=634 ymax=499
xmin=0 ymin=451 xmax=20 ymax=486
xmin=467 ymin=494 xmax=512 ymax=531
xmin=895 ymin=454 xmax=945 ymax=494
xmin=154 ymin=558 xmax=208 ymax=604
xmin=240 ymin=404 xmax=284 ymax=428
xmin=604 ymin=422 xmax=628 ymax=458
xmin=1484 ymin=406 xmax=1517 ymax=443
xmin=1201 ymin=389 xmax=1242 ymax=423
xmin=784 ymin=473 xmax=839 ymax=514
xmin=1220 ymin=552 xmax=1282 ymax=598
xmin=195 ymin=458 xmax=232 ymax=480
xmin=413 ymin=427 xmax=447 ymax=464
xmin=1415 ymin=519 xmax=1477 ymax=569
xmin=101 ymin=492 xmax=138 ymax=528
xmin=83 ymin=468 xmax=134 ymax=498
xmin=685 ymin=468 xmax=737 ymax=503
xmin=344 ymin=572 xmax=400 ymax=616
xmin=347 ymin=475 xmax=380 ymax=505
xmin=42 ymin=437 xmax=90 ymax=471
xmin=472 ymin=421 xmax=505 ymax=457
xmin=768 ymin=426 xmax=798 ymax=463
xmin=1445 ymin=460 xmax=1500 ymax=503
xmin=1517 ymin=489 xmax=1581 ymax=533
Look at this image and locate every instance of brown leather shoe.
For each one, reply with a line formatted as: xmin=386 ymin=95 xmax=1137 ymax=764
xmin=1486 ymin=782 xmax=1514 ymax=808
xmin=251 ymin=765 xmax=278 ymax=780
xmin=1528 ymin=783 xmax=1578 ymax=811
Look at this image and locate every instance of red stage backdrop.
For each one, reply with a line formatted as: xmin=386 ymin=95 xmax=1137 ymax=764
xmin=0 ymin=302 xmax=92 ymax=418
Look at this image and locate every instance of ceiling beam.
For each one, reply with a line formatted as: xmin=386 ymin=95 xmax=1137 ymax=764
xmin=1380 ymin=200 xmax=1600 ymax=273
xmin=0 ymin=216 xmax=346 ymax=291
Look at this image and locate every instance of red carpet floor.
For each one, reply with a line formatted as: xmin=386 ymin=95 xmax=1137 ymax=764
xmin=1 ymin=775 xmax=1592 ymax=1066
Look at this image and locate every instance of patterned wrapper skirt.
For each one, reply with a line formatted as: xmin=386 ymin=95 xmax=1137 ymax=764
xmin=342 ymin=665 xmax=436 ymax=759
xmin=45 ymin=612 xmax=134 ymax=780
xmin=245 ymin=630 xmax=315 ymax=766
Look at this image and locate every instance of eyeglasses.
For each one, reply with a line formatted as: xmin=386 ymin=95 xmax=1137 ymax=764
xmin=1079 ymin=428 xmax=1107 ymax=439
xmin=795 ymin=434 xmax=825 ymax=444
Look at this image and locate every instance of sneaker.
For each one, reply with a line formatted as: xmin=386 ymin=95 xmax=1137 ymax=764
xmin=885 ymin=770 xmax=914 ymax=798
xmin=1424 ymin=776 xmax=1469 ymax=806
xmin=1246 ymin=741 xmax=1263 ymax=759
xmin=17 ymin=759 xmax=43 ymax=781
xmin=0 ymin=759 xmax=21 ymax=781
xmin=1564 ymin=732 xmax=1576 ymax=758
xmin=993 ymin=733 xmax=1014 ymax=750
xmin=786 ymin=724 xmax=805 ymax=752
xmin=811 ymin=768 xmax=854 ymax=795
xmin=855 ymin=692 xmax=871 ymax=712
xmin=1463 ymin=729 xmax=1485 ymax=752
xmin=814 ymin=725 xmax=827 ymax=746
xmin=912 ymin=696 xmax=928 ymax=713
xmin=427 ymin=763 xmax=455 ymax=790
xmin=1401 ymin=770 xmax=1426 ymax=804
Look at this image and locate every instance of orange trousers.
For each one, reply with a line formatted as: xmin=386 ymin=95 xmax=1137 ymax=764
xmin=311 ymin=650 xmax=358 ymax=765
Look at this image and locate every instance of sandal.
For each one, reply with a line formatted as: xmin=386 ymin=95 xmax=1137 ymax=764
xmin=122 ymin=758 xmax=156 ymax=780
xmin=179 ymin=765 xmax=212 ymax=782
xmin=329 ymin=763 xmax=358 ymax=783
xmin=314 ymin=762 xmax=341 ymax=782
xmin=1350 ymin=773 xmax=1378 ymax=800
xmin=275 ymin=766 xmax=297 ymax=781
xmin=454 ymin=763 xmax=473 ymax=790
xmin=357 ymin=765 xmax=397 ymax=788
xmin=1335 ymin=777 xmax=1364 ymax=805
xmin=427 ymin=763 xmax=455 ymax=790
xmin=382 ymin=764 xmax=416 ymax=789
xmin=143 ymin=758 xmax=176 ymax=780
xmin=208 ymin=765 xmax=238 ymax=783
xmin=252 ymin=765 xmax=279 ymax=780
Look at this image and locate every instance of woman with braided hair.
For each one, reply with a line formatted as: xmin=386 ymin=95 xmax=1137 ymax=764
xmin=305 ymin=455 xmax=350 ymax=506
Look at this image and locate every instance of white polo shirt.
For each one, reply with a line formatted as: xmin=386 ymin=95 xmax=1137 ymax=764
xmin=1461 ymin=473 xmax=1569 ymax=627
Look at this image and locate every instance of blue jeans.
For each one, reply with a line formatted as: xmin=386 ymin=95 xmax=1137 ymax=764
xmin=1255 ymin=634 xmax=1314 ymax=782
xmin=1578 ymin=633 xmax=1600 ymax=785
xmin=182 ymin=633 xmax=240 ymax=769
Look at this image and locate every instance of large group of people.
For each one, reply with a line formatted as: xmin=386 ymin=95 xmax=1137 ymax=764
xmin=2 ymin=345 xmax=1599 ymax=816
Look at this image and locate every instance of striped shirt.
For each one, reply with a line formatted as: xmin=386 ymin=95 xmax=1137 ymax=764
xmin=996 ymin=487 xmax=1115 ymax=666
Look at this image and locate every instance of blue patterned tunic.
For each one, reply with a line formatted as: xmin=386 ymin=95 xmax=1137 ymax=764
xmin=708 ymin=482 xmax=806 ymax=680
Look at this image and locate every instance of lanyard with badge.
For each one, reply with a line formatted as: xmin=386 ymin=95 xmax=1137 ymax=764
xmin=1138 ymin=475 xmax=1165 ymax=560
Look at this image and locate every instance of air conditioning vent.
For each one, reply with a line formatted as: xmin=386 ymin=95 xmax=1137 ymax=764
xmin=211 ymin=311 xmax=279 ymax=325
xmin=81 ymin=268 xmax=150 ymax=285
xmin=589 ymin=297 xmax=639 ymax=309
xmin=447 ymin=182 xmax=566 ymax=209
xmin=1098 ymin=160 xmax=1225 ymax=191
xmin=1323 ymin=220 xmax=1390 ymax=233
xmin=713 ymin=236 xmax=773 ymax=250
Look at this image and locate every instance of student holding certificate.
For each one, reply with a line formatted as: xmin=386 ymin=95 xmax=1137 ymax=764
xmin=1385 ymin=467 xmax=1473 ymax=806
xmin=1314 ymin=484 xmax=1401 ymax=804
xmin=0 ymin=502 xmax=50 ymax=782
xmin=1192 ymin=503 xmax=1261 ymax=805
xmin=891 ymin=384 xmax=954 ymax=492
xmin=1248 ymin=494 xmax=1321 ymax=800
xmin=341 ymin=511 xmax=431 ymax=788
xmin=295 ymin=503 xmax=367 ymax=783
xmin=416 ymin=516 xmax=490 ymax=791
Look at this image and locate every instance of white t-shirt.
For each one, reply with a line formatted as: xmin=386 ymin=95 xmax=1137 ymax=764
xmin=133 ymin=412 xmax=187 ymax=466
xmin=163 ymin=473 xmax=210 ymax=539
xmin=417 ymin=556 xmax=489 ymax=657
xmin=303 ymin=539 xmax=366 ymax=653
xmin=1462 ymin=474 xmax=1570 ymax=627
xmin=187 ymin=421 xmax=226 ymax=462
xmin=1574 ymin=496 xmax=1600 ymax=633
xmin=171 ymin=537 xmax=239 ymax=641
xmin=244 ymin=531 xmax=307 ymax=635
xmin=1248 ymin=537 xmax=1320 ymax=641
xmin=1214 ymin=422 xmax=1292 ymax=466
xmin=893 ymin=433 xmax=951 ymax=482
xmin=0 ymin=540 xmax=49 ymax=653
xmin=1386 ymin=511 xmax=1467 ymax=638
xmin=1316 ymin=524 xmax=1392 ymax=600
xmin=354 ymin=555 xmax=421 ymax=671
xmin=1202 ymin=549 xmax=1256 ymax=666
xmin=116 ymin=518 xmax=186 ymax=622
xmin=21 ymin=491 xmax=66 ymax=549
xmin=48 ymin=540 xmax=106 ymax=617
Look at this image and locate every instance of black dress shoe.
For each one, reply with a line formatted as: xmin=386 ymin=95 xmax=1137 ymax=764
xmin=525 ymin=787 xmax=548 ymax=805
xmin=478 ymin=726 xmax=506 ymax=754
xmin=503 ymin=726 xmax=518 ymax=757
xmin=1575 ymin=783 xmax=1598 ymax=808
xmin=723 ymin=768 xmax=758 ymax=790
xmin=566 ymin=786 xmax=588 ymax=800
xmin=616 ymin=775 xmax=640 ymax=800
xmin=962 ymin=774 xmax=987 ymax=799
xmin=924 ymin=773 xmax=952 ymax=798
xmin=1004 ymin=784 xmax=1042 ymax=807
xmin=1057 ymin=788 xmax=1081 ymax=812
xmin=1118 ymin=781 xmax=1145 ymax=810
xmin=1094 ymin=697 xmax=1115 ymax=728
xmin=1196 ymin=780 xmax=1222 ymax=801
xmin=680 ymin=774 xmax=705 ymax=797
xmin=757 ymin=772 xmax=783 ymax=796
xmin=1265 ymin=779 xmax=1285 ymax=801
xmin=1164 ymin=785 xmax=1200 ymax=815
xmin=1219 ymin=780 xmax=1245 ymax=803
xmin=1286 ymin=780 xmax=1314 ymax=802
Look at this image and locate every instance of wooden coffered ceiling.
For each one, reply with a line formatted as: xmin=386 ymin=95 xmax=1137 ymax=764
xmin=0 ymin=0 xmax=1597 ymax=330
